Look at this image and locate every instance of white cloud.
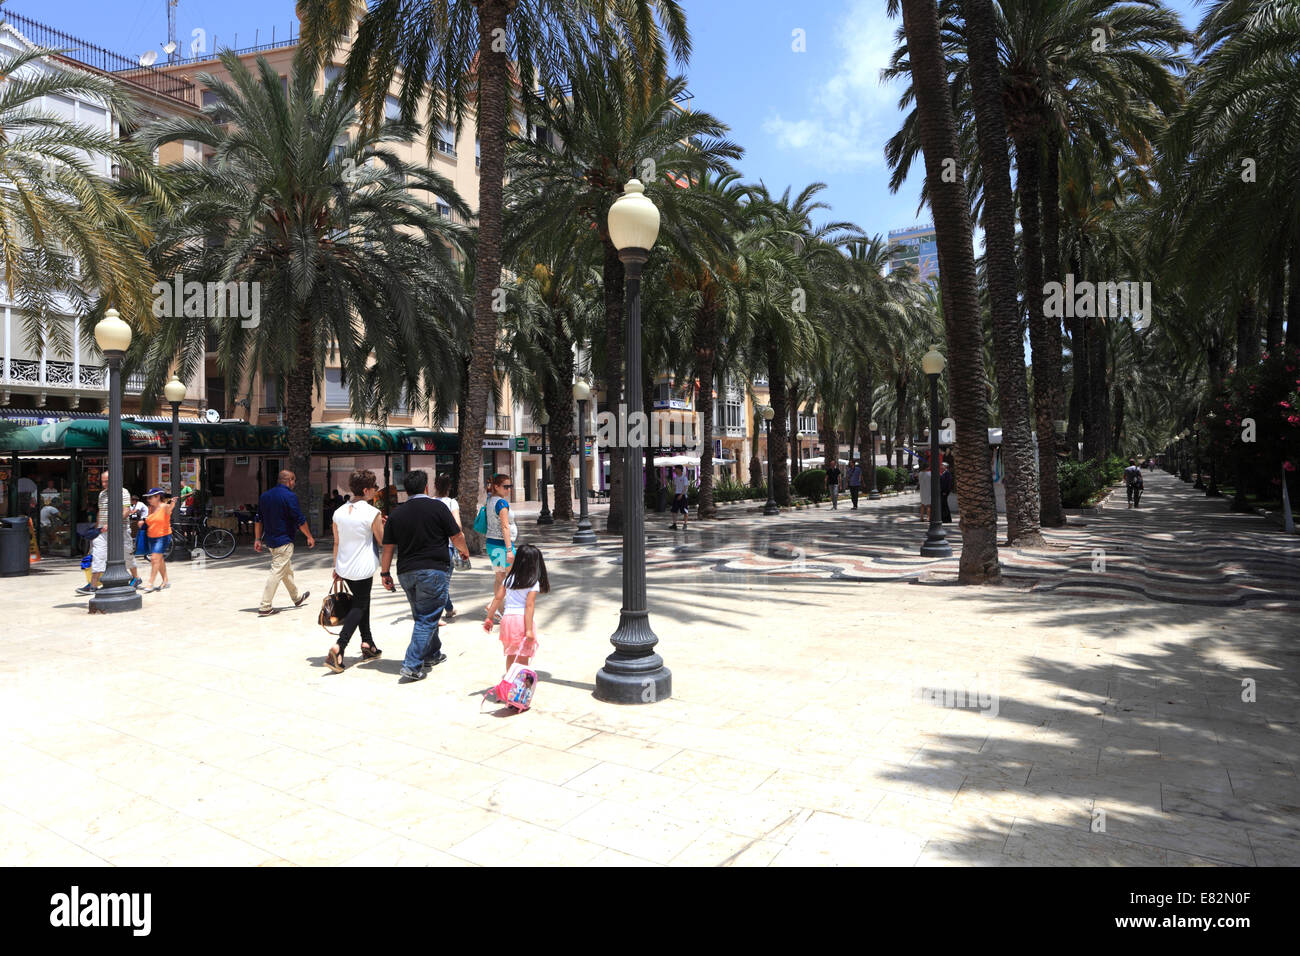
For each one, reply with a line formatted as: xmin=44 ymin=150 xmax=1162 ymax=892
xmin=763 ymin=0 xmax=904 ymax=170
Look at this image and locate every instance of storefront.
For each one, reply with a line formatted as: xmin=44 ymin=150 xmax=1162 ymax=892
xmin=0 ymin=418 xmax=459 ymax=556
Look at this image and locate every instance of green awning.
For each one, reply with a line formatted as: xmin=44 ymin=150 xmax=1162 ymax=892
xmin=0 ymin=419 xmax=458 ymax=455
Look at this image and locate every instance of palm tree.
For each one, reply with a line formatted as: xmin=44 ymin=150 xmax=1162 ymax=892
xmin=665 ymin=170 xmax=750 ymax=517
xmin=503 ymin=56 xmax=740 ymax=530
xmin=960 ymin=0 xmax=1043 ymax=546
xmin=0 ymin=46 xmax=168 ymax=353
xmin=895 ymin=0 xmax=1001 ymax=584
xmin=137 ymin=52 xmax=471 ymax=482
xmin=298 ymin=0 xmax=690 ymax=542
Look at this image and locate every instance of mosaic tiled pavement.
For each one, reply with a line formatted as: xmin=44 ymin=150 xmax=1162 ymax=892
xmin=538 ymin=471 xmax=1300 ymax=610
xmin=3 ymin=468 xmax=1297 ymax=866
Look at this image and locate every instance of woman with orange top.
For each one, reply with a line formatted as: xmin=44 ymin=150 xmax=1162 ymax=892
xmin=142 ymin=487 xmax=176 ymax=592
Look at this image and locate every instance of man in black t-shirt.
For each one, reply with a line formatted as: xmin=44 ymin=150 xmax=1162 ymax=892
xmin=826 ymin=463 xmax=842 ymax=509
xmin=381 ymin=470 xmax=469 ymax=681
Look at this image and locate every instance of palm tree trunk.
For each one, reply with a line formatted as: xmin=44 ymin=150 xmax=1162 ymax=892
xmin=1288 ymin=241 xmax=1300 ymax=348
xmin=544 ymin=311 xmax=575 ymax=521
xmin=695 ymin=305 xmax=718 ymax=517
xmin=457 ymin=0 xmax=510 ymax=553
xmin=602 ymin=239 xmax=625 ymax=533
xmin=963 ymin=0 xmax=1043 ymax=546
xmin=285 ymin=312 xmax=314 ymax=498
xmin=894 ymin=380 xmax=908 ymax=470
xmin=1013 ymin=131 xmax=1065 ymax=526
xmin=767 ymin=342 xmax=790 ymax=505
xmin=1267 ymin=261 xmax=1286 ymax=350
xmin=544 ymin=387 xmax=575 ymax=521
xmin=788 ymin=381 xmax=800 ymax=476
xmin=900 ymin=0 xmax=1001 ymax=583
xmin=1085 ymin=316 xmax=1108 ymax=460
xmin=1236 ymin=289 xmax=1259 ymax=369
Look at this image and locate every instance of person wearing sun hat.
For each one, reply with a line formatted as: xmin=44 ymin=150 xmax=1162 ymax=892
xmin=141 ymin=487 xmax=176 ymax=592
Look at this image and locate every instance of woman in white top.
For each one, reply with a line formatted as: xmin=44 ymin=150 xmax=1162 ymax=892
xmin=325 ymin=469 xmax=385 ymax=672
xmin=434 ymin=473 xmax=461 ymax=622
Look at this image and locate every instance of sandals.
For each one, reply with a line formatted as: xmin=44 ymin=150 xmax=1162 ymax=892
xmin=325 ymin=647 xmax=345 ymax=673
xmin=361 ymin=643 xmax=383 ymax=661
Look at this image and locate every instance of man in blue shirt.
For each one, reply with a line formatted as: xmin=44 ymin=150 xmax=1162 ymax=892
xmin=846 ymin=459 xmax=864 ymax=509
xmin=254 ymin=469 xmax=316 ymax=617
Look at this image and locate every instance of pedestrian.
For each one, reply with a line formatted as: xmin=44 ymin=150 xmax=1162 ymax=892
xmin=939 ymin=460 xmax=953 ymax=523
xmin=1124 ymin=458 xmax=1145 ymax=508
xmin=39 ymin=497 xmax=60 ymax=550
xmin=380 ymin=470 xmax=469 ymax=682
xmin=433 ymin=472 xmax=461 ymax=622
xmin=324 ymin=469 xmax=385 ymax=673
xmin=826 ymin=461 xmax=842 ymax=509
xmin=846 ymin=459 xmax=863 ymax=509
xmin=483 ymin=542 xmax=550 ymax=687
xmin=669 ymin=465 xmax=691 ymax=530
xmin=141 ymin=488 xmax=176 ymax=592
xmin=254 ymin=469 xmax=315 ymax=617
xmin=481 ymin=473 xmax=517 ymax=609
xmin=919 ymin=459 xmax=932 ymax=522
xmin=77 ymin=469 xmax=141 ymax=594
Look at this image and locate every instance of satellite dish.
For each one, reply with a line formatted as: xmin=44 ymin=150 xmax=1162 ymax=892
xmin=162 ymin=41 xmax=177 ymax=54
xmin=138 ymin=50 xmax=158 ymax=66
xmin=204 ymin=408 xmax=220 ymax=423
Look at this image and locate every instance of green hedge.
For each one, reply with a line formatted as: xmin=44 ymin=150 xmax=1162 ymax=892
xmin=792 ymin=468 xmax=827 ymax=503
xmin=1058 ymin=456 xmax=1128 ymax=508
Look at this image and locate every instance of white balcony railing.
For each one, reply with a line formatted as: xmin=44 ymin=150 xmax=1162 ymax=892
xmin=0 ymin=359 xmax=143 ymax=393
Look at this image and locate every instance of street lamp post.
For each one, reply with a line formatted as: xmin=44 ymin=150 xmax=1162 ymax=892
xmin=164 ymin=375 xmax=191 ymax=561
xmin=919 ymin=344 xmax=952 ymax=558
xmin=89 ymin=309 xmax=142 ymax=613
xmin=537 ymin=409 xmax=553 ymax=525
xmin=1192 ymin=424 xmax=1204 ymax=489
xmin=572 ymin=379 xmax=597 ymax=545
xmin=868 ymin=419 xmax=881 ymax=500
xmin=761 ymin=405 xmax=779 ymax=515
xmin=596 ymin=179 xmax=671 ymax=705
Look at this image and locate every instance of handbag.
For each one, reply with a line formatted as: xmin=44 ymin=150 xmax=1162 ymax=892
xmin=318 ymin=578 xmax=354 ymax=632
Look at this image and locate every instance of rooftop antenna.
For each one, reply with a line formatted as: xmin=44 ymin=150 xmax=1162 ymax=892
xmin=165 ymin=0 xmax=179 ymax=62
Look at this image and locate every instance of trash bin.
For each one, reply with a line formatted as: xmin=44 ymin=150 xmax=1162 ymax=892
xmin=0 ymin=516 xmax=32 ymax=577
xmin=656 ymin=484 xmax=668 ymax=513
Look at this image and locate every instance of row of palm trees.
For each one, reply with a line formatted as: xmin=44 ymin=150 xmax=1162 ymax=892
xmin=8 ymin=0 xmax=1294 ymax=576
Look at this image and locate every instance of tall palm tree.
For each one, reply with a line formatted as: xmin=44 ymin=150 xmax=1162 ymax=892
xmin=298 ymin=0 xmax=690 ymax=543
xmin=0 ymin=46 xmax=169 ymax=353
xmin=137 ymin=52 xmax=470 ymax=482
xmin=503 ymin=56 xmax=739 ymax=530
xmin=895 ymin=0 xmax=1001 ymax=584
xmin=665 ymin=170 xmax=750 ymax=517
xmin=961 ymin=0 xmax=1043 ymax=546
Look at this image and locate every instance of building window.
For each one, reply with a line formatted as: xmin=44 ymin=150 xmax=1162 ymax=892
xmin=752 ymin=375 xmax=768 ymax=388
xmin=324 ymin=367 xmax=349 ymax=409
xmin=324 ymin=65 xmax=342 ymax=85
xmin=384 ymin=96 xmax=402 ymax=122
xmin=263 ymin=374 xmax=279 ymax=412
xmin=436 ymin=124 xmax=456 ymax=157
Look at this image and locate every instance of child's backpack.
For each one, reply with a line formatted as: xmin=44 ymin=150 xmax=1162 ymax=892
xmin=491 ymin=662 xmax=537 ymax=712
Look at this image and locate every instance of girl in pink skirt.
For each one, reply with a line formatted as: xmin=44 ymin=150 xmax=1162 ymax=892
xmin=483 ymin=543 xmax=550 ymax=669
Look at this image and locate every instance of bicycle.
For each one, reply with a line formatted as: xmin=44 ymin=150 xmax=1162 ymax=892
xmin=166 ymin=514 xmax=237 ymax=560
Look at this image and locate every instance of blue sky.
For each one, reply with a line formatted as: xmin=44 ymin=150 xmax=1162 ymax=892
xmin=27 ymin=0 xmax=1204 ymax=237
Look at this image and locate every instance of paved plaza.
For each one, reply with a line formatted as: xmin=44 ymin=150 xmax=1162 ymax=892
xmin=2 ymin=471 xmax=1297 ymax=866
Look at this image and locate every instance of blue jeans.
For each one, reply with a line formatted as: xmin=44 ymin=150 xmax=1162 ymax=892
xmin=398 ymin=568 xmax=449 ymax=671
